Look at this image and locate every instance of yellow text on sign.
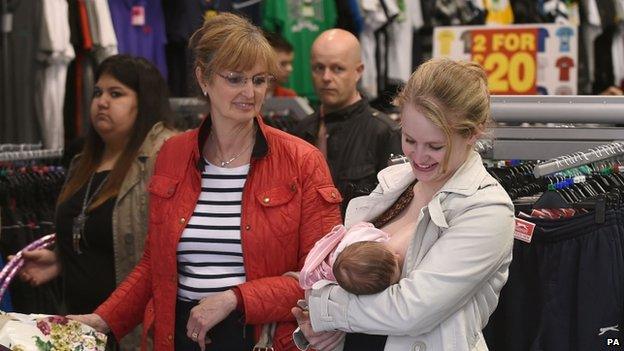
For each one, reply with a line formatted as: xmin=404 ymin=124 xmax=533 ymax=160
xmin=473 ymin=33 xmax=536 ymax=52
xmin=472 ymin=32 xmax=536 ymax=93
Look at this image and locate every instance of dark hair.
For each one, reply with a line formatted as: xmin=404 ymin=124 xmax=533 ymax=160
xmin=58 ymin=54 xmax=173 ymax=209
xmin=333 ymin=241 xmax=399 ymax=295
xmin=265 ymin=31 xmax=293 ymax=53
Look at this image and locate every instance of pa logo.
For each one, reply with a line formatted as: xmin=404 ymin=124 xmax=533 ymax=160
xmin=599 ymin=325 xmax=620 ymax=347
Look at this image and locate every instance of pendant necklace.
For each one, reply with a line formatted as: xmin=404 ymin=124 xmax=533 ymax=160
xmin=72 ymin=173 xmax=109 ymax=254
xmin=213 ymin=125 xmax=256 ymax=167
xmin=218 ymin=141 xmax=254 ymax=167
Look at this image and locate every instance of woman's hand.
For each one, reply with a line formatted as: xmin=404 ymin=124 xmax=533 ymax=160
xmin=292 ymin=306 xmax=345 ymax=351
xmin=186 ymin=290 xmax=237 ymax=351
xmin=67 ymin=313 xmax=110 ymax=334
xmin=11 ymin=249 xmax=60 ymax=286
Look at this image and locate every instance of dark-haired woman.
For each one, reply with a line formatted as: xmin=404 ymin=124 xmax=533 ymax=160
xmin=16 ymin=54 xmax=178 ymax=350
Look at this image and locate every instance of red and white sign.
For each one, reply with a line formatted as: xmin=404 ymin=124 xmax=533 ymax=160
xmin=434 ymin=24 xmax=578 ymax=95
xmin=514 ymin=217 xmax=536 ymax=243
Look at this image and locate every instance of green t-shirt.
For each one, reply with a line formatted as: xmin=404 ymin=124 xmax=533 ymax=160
xmin=262 ymin=0 xmax=337 ymax=103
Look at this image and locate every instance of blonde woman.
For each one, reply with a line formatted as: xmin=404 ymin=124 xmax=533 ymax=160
xmin=293 ymin=58 xmax=515 ymax=351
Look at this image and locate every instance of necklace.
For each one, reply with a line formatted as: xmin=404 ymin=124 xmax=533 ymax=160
xmin=218 ymin=141 xmax=253 ymax=167
xmin=212 ymin=125 xmax=256 ymax=167
xmin=72 ymin=172 xmax=109 ymax=254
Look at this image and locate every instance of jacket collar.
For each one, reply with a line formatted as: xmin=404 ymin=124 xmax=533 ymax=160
xmin=70 ymin=122 xmax=172 ymax=170
xmin=300 ymin=97 xmax=369 ymax=139
xmin=137 ymin=122 xmax=168 ymax=160
xmin=376 ymin=150 xmax=487 ymax=197
xmin=195 ymin=114 xmax=269 ymax=171
xmin=427 ymin=151 xmax=490 ymax=228
xmin=117 ymin=122 xmax=175 ymax=202
xmin=322 ymin=97 xmax=368 ymax=122
xmin=347 ymin=151 xmax=491 ymax=229
xmin=436 ymin=150 xmax=489 ymax=197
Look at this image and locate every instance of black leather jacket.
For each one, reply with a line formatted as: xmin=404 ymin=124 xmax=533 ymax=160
xmin=294 ymin=98 xmax=402 ymax=213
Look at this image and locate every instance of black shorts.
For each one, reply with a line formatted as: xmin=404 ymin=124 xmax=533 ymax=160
xmin=485 ymin=209 xmax=624 ymax=350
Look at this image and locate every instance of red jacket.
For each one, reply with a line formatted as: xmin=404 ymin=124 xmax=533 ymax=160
xmin=95 ymin=116 xmax=342 ymax=350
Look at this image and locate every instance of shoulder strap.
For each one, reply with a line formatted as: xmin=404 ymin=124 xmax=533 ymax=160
xmin=371 ymin=180 xmax=417 ymax=228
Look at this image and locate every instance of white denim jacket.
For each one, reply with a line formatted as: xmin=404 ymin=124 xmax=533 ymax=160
xmin=308 ymin=151 xmax=514 ymax=351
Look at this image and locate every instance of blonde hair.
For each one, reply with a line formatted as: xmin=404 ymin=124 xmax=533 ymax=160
xmin=394 ymin=58 xmax=490 ymax=173
xmin=189 ymin=13 xmax=278 ymax=94
xmin=333 ymin=241 xmax=399 ymax=295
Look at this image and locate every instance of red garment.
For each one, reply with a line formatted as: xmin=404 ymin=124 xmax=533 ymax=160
xmin=273 ymin=85 xmax=298 ymax=97
xmin=77 ymin=0 xmax=93 ymax=50
xmin=556 ymin=56 xmax=574 ymax=81
xmin=95 ymin=116 xmax=342 ymax=351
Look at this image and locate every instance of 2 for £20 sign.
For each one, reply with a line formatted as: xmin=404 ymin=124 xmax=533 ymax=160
xmin=434 ymin=24 xmax=577 ymax=95
xmin=471 ymin=28 xmax=537 ymax=94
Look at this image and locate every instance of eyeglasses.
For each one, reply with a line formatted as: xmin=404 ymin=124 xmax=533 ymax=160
xmin=215 ymin=72 xmax=274 ymax=88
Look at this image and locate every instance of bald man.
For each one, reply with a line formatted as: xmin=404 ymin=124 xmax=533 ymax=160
xmin=294 ymin=29 xmax=402 ymax=212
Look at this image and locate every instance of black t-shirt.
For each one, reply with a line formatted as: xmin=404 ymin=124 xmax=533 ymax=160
xmin=55 ymin=171 xmax=116 ymax=314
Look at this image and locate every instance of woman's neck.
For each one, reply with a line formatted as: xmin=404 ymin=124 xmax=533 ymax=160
xmin=412 ymin=181 xmax=440 ymax=204
xmin=204 ymin=117 xmax=255 ymax=166
xmin=98 ymin=141 xmax=125 ymax=171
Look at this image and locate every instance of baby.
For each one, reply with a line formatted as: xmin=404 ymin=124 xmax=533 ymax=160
xmin=300 ymin=222 xmax=403 ymax=295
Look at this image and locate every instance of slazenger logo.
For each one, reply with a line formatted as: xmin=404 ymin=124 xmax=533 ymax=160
xmin=515 ymin=222 xmax=530 ymax=234
xmin=599 ymin=325 xmax=619 ymax=336
xmin=514 ymin=218 xmax=535 ymax=243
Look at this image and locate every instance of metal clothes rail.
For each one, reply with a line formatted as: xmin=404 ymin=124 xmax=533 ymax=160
xmin=0 ymin=148 xmax=63 ymax=162
xmin=488 ymin=95 xmax=624 ymax=160
xmin=491 ymin=95 xmax=624 ymax=123
xmin=532 ymin=142 xmax=624 ymax=177
xmin=0 ymin=143 xmax=43 ymax=152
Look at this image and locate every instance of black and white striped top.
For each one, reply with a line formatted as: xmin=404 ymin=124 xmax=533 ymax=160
xmin=176 ymin=161 xmax=249 ymax=301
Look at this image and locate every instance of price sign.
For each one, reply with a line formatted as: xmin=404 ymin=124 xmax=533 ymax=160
xmin=471 ymin=28 xmax=537 ymax=94
xmin=433 ymin=24 xmax=577 ymax=95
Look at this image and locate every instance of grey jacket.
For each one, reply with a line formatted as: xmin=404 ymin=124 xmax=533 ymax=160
xmin=308 ymin=151 xmax=515 ymax=351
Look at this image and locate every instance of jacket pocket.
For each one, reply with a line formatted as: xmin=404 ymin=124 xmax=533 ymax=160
xmin=316 ymin=186 xmax=343 ymax=204
xmin=148 ymin=175 xmax=179 ymax=223
xmin=256 ymin=179 xmax=298 ymax=207
xmin=317 ymin=186 xmax=343 ymax=230
xmin=255 ymin=178 xmax=299 ymax=237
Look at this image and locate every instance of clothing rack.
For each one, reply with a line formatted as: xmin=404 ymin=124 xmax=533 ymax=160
xmin=169 ymin=98 xmax=208 ymax=116
xmin=532 ymin=142 xmax=624 ymax=177
xmin=0 ymin=143 xmax=43 ymax=152
xmin=0 ymin=148 xmax=63 ymax=162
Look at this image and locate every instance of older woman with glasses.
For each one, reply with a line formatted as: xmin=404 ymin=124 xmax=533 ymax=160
xmin=70 ymin=12 xmax=342 ymax=351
